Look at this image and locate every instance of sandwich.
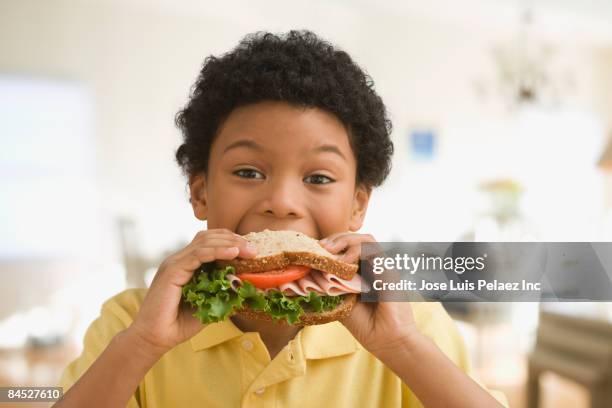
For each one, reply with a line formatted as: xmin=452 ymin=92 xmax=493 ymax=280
xmin=181 ymin=229 xmax=367 ymax=325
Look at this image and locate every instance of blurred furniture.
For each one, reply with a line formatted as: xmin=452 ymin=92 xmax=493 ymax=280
xmin=598 ymin=133 xmax=612 ymax=213
xmin=445 ymin=302 xmax=513 ymax=367
xmin=597 ymin=133 xmax=612 ymax=170
xmin=117 ymin=217 xmax=187 ymax=288
xmin=528 ymin=310 xmax=612 ymax=408
xmin=0 ymin=342 xmax=80 ymax=389
xmin=117 ymin=217 xmax=157 ymax=288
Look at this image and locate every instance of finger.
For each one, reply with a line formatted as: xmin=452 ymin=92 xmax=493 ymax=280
xmin=324 ymin=239 xmax=349 ymax=254
xmin=183 ymin=231 xmax=229 ymax=257
xmin=184 ymin=232 xmax=257 ymax=259
xmin=321 ymin=232 xmax=375 ymax=248
xmin=172 ymin=237 xmax=236 ymax=260
xmin=177 ymin=245 xmax=240 ymax=273
xmin=320 ymin=233 xmax=352 ymax=253
xmin=204 ymin=230 xmax=258 ymax=258
xmin=191 ymin=228 xmax=244 ymax=244
xmin=187 ymin=245 xmax=244 ymax=267
xmin=158 ymin=246 xmax=240 ymax=287
xmin=321 ymin=233 xmax=371 ymax=254
xmin=338 ymin=244 xmax=362 ymax=264
xmin=194 ymin=237 xmax=258 ymax=259
xmin=319 ymin=231 xmax=349 ymax=246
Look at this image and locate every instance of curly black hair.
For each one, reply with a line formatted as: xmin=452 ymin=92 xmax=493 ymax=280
xmin=175 ymin=30 xmax=393 ymax=190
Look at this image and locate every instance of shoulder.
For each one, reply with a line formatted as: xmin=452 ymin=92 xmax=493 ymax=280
xmin=99 ymin=288 xmax=148 ymax=324
xmin=58 ymin=288 xmax=148 ymax=400
xmin=78 ymin=288 xmax=148 ymax=350
xmin=72 ymin=288 xmax=148 ymax=356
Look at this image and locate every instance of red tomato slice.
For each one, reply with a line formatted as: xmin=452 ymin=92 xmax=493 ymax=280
xmin=239 ymin=265 xmax=311 ymax=289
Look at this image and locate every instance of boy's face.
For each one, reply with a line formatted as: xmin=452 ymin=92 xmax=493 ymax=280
xmin=189 ymin=100 xmax=370 ymax=240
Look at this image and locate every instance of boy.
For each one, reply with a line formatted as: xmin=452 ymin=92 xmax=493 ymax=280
xmin=57 ymin=30 xmax=506 ymax=407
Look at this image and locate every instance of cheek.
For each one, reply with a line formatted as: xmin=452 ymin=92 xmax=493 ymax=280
xmin=206 ymin=177 xmax=252 ymax=221
xmin=311 ymin=188 xmax=354 ymax=230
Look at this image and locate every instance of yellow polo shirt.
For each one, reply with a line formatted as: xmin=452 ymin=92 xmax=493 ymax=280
xmin=59 ymin=289 xmax=507 ymax=407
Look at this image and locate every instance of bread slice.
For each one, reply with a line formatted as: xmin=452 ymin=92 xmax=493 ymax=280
xmin=236 ymin=293 xmax=357 ymax=326
xmin=216 ymin=229 xmax=359 ymax=280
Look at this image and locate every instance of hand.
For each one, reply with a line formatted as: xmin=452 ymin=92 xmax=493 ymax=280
xmin=320 ymin=232 xmax=418 ymax=356
xmin=128 ymin=228 xmax=258 ymax=356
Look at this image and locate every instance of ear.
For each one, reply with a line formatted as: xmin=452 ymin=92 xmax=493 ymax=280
xmin=348 ymin=183 xmax=371 ymax=232
xmin=189 ymin=173 xmax=208 ymax=221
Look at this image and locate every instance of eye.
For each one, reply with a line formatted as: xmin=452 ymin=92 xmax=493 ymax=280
xmin=233 ymin=168 xmax=265 ymax=179
xmin=304 ymin=174 xmax=334 ymax=185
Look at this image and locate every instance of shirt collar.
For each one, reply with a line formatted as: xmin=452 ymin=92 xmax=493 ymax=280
xmin=190 ymin=318 xmax=359 ymax=359
xmin=190 ymin=319 xmax=243 ymax=351
xmin=299 ymin=321 xmax=360 ymax=359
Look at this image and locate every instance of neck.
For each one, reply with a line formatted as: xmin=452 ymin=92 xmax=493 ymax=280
xmin=230 ymin=315 xmax=302 ymax=359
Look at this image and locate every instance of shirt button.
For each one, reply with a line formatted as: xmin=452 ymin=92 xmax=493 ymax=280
xmin=254 ymin=387 xmax=265 ymax=395
xmin=242 ymin=339 xmax=254 ymax=351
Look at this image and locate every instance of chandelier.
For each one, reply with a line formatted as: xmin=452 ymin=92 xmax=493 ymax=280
xmin=474 ymin=6 xmax=575 ymax=111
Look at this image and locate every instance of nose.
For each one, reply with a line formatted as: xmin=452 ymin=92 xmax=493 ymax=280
xmin=262 ymin=176 xmax=302 ymax=218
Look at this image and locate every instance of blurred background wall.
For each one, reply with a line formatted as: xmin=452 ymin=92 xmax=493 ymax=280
xmin=2 ymin=0 xmax=612 ymax=406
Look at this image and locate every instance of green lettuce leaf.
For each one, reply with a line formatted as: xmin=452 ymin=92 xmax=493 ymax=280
xmin=182 ymin=264 xmax=344 ymax=325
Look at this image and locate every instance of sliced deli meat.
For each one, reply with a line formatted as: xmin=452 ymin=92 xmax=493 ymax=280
xmin=230 ymin=269 xmax=368 ymax=296
xmin=296 ymin=274 xmax=323 ymax=293
xmin=278 ymin=281 xmax=309 ymax=296
xmin=311 ymin=270 xmax=369 ymax=296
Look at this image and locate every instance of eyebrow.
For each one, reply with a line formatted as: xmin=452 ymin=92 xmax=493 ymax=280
xmin=223 ymin=139 xmax=346 ymax=160
xmin=223 ymin=139 xmax=264 ymax=154
xmin=313 ymin=144 xmax=346 ymax=160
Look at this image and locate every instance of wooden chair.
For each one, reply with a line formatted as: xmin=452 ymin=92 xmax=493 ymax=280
xmin=527 ymin=310 xmax=612 ymax=408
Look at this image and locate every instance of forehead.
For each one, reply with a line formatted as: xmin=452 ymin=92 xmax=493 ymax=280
xmin=211 ymin=101 xmax=354 ymax=158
